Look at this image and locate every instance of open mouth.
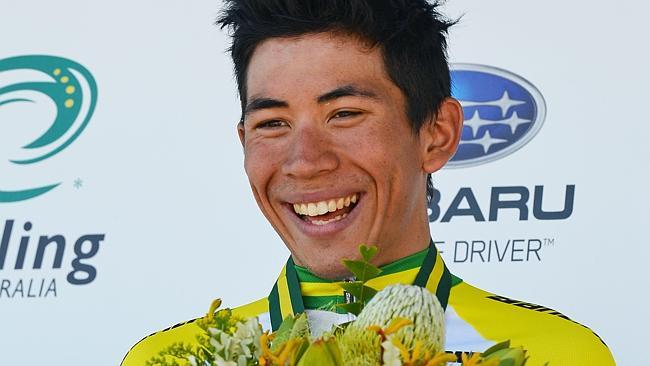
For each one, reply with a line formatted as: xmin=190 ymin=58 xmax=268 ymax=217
xmin=291 ymin=193 xmax=360 ymax=226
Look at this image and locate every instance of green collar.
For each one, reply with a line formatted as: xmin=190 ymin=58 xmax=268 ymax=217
xmin=293 ymin=246 xmax=429 ymax=283
xmin=267 ymin=240 xmax=453 ymax=331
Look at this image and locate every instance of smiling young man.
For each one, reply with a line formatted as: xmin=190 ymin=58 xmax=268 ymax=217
xmin=122 ymin=1 xmax=615 ymax=365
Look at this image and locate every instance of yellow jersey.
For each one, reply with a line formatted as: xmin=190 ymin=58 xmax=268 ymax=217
xmin=122 ymin=243 xmax=614 ymax=365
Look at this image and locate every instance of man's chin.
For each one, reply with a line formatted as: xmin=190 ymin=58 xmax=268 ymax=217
xmin=291 ymin=242 xmax=365 ymax=279
xmin=299 ymin=259 xmax=355 ymax=281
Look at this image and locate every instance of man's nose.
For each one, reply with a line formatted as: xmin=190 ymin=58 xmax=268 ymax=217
xmin=282 ymin=125 xmax=339 ymax=179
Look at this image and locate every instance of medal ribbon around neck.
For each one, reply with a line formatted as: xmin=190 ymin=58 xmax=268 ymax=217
xmin=268 ymin=240 xmax=452 ymax=331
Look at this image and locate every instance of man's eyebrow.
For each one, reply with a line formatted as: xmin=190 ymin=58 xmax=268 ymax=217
xmin=244 ymin=97 xmax=289 ymax=115
xmin=317 ymin=85 xmax=380 ymax=104
xmin=244 ymin=85 xmax=377 ymax=115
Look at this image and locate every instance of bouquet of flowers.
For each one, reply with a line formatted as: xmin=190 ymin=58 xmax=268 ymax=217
xmin=147 ymin=246 xmax=532 ymax=366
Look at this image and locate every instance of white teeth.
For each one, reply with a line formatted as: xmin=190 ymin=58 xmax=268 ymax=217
xmin=307 ymin=203 xmax=318 ymax=216
xmin=292 ymin=194 xmax=359 ymax=217
xmin=328 ymin=200 xmax=337 ymax=212
xmin=310 ymin=213 xmax=348 ymax=226
xmin=317 ymin=201 xmax=328 ymax=215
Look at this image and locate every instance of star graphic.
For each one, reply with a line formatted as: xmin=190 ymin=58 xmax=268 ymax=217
xmin=460 ymin=90 xmax=526 ymax=118
xmin=463 ymin=110 xmax=494 ymax=138
xmin=461 ymin=130 xmax=508 ymax=154
xmin=496 ymin=111 xmax=531 ymax=134
xmin=73 ymin=178 xmax=83 ymax=189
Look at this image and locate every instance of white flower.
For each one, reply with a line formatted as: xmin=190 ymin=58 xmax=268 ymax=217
xmin=207 ymin=317 xmax=263 ymax=364
xmin=233 ymin=317 xmax=263 ymax=359
xmin=236 ymin=354 xmax=247 ymax=366
xmin=213 ymin=354 xmax=237 ymax=366
xmin=353 ymin=284 xmax=446 ymax=355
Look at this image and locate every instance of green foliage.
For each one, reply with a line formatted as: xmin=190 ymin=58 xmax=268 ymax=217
xmin=272 ymin=313 xmax=310 ymax=352
xmin=338 ymin=282 xmax=378 ymax=300
xmin=482 ymin=340 xmax=529 ymax=366
xmin=296 ymin=337 xmax=344 ymax=366
xmin=336 ymin=244 xmax=382 ymax=316
xmin=196 ymin=307 xmax=242 ymax=334
xmin=146 ymin=301 xmax=257 ymax=366
xmin=335 ymin=302 xmax=363 ymax=315
xmin=191 ymin=307 xmax=246 ymax=364
xmin=481 ymin=340 xmax=511 ymax=357
xmin=359 ymin=245 xmax=378 ymax=262
xmin=272 ymin=315 xmax=297 ymax=352
xmin=341 ymin=260 xmax=381 ymax=282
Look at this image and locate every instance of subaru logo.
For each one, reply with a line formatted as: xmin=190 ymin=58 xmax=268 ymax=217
xmin=447 ymin=64 xmax=546 ymax=168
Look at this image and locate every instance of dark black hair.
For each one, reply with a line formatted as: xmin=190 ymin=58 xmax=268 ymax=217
xmin=217 ymin=0 xmax=456 ymax=203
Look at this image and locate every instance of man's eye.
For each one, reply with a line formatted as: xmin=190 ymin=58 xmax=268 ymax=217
xmin=332 ymin=110 xmax=361 ymax=119
xmin=256 ymin=120 xmax=288 ymax=129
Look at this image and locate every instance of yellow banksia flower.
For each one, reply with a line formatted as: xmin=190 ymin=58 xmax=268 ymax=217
xmin=337 ymin=325 xmax=383 ymax=365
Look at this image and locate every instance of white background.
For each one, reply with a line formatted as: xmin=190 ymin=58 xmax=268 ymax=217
xmin=0 ymin=0 xmax=648 ymax=364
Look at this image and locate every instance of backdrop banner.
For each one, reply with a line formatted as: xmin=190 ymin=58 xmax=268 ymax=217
xmin=0 ymin=1 xmax=647 ymax=364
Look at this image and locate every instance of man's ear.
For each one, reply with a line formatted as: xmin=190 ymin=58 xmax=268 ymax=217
xmin=420 ymin=97 xmax=464 ymax=173
xmin=237 ymin=122 xmax=246 ymax=148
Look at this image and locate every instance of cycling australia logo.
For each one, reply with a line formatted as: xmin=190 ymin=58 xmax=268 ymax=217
xmin=1 ymin=55 xmax=104 ymax=300
xmin=447 ymin=63 xmax=546 ymax=168
xmin=0 ymin=55 xmax=98 ymax=202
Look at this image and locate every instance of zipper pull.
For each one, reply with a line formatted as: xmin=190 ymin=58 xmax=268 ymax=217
xmin=342 ymin=277 xmax=358 ymax=321
xmin=342 ymin=277 xmax=356 ymax=304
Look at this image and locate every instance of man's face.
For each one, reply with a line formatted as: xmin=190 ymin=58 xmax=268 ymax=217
xmin=240 ymin=33 xmax=435 ymax=278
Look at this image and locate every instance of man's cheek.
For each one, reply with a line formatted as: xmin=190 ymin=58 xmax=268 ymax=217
xmin=244 ymin=158 xmax=267 ymax=194
xmin=244 ymin=147 xmax=267 ymax=174
xmin=245 ymin=150 xmax=280 ymax=193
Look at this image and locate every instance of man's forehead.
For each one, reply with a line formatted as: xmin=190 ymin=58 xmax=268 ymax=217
xmin=245 ymin=34 xmax=390 ymax=104
xmin=252 ymin=32 xmax=374 ymax=58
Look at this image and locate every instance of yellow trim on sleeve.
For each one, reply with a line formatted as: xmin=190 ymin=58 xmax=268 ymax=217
xmin=232 ymin=297 xmax=269 ymax=318
xmin=121 ymin=318 xmax=202 ymax=366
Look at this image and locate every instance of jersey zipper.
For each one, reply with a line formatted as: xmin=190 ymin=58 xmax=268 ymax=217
xmin=342 ymin=277 xmax=356 ymax=322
